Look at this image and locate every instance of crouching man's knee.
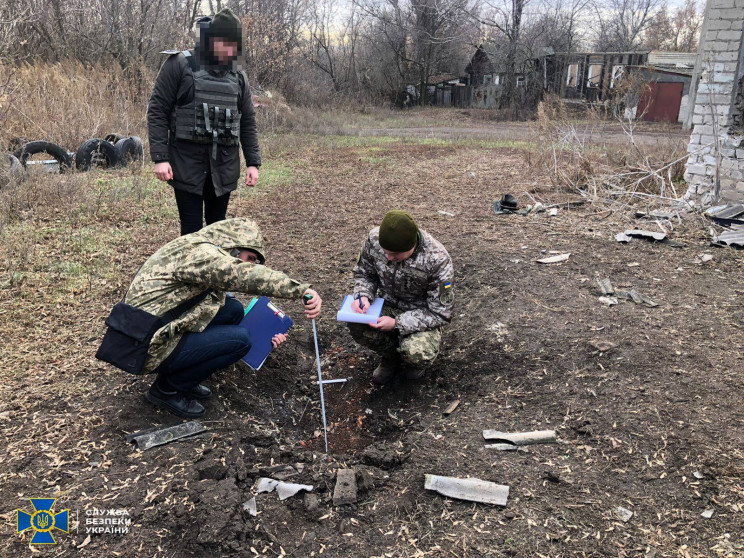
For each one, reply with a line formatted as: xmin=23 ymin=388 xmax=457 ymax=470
xmin=398 ymin=328 xmax=442 ymax=370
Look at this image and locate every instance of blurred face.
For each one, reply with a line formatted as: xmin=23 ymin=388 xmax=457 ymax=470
xmin=237 ymin=249 xmax=260 ymax=263
xmin=211 ymin=37 xmax=239 ymax=64
xmin=382 ymin=245 xmax=416 ymax=263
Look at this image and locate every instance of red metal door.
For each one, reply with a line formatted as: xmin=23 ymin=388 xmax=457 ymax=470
xmin=638 ymin=82 xmax=683 ymax=122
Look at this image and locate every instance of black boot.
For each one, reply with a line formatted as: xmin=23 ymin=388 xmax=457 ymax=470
xmin=146 ymin=382 xmax=205 ymax=418
xmin=188 ymin=384 xmax=212 ymax=399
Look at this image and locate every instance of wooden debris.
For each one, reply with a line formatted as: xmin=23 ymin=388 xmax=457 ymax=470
xmin=424 ymin=474 xmax=509 ymax=506
xmin=442 ymin=400 xmax=460 ymax=416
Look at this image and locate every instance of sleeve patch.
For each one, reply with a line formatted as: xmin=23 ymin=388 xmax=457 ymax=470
xmin=439 ymin=281 xmax=454 ymax=305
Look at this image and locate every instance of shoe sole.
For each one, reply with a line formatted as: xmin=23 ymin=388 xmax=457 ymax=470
xmin=145 ymin=391 xmax=205 ymax=418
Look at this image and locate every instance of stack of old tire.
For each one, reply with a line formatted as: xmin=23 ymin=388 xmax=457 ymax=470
xmin=2 ymin=134 xmax=143 ymax=185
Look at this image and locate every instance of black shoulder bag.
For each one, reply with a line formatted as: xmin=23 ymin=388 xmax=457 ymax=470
xmin=95 ymin=289 xmax=212 ymax=375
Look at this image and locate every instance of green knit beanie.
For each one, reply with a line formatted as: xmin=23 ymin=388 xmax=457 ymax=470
xmin=210 ymin=8 xmax=242 ymax=44
xmin=379 ymin=210 xmax=418 ymax=252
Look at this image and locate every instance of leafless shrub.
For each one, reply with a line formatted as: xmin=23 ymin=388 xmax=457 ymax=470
xmin=531 ymin=89 xmax=690 ymax=209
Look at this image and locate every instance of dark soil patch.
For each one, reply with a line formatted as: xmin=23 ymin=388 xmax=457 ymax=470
xmin=1 ymin=137 xmax=742 ymax=557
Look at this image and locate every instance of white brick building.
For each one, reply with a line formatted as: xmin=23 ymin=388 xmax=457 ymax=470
xmin=684 ymin=0 xmax=744 ymax=203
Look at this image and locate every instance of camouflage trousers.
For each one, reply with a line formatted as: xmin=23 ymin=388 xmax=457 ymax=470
xmin=347 ymin=306 xmax=442 ymax=370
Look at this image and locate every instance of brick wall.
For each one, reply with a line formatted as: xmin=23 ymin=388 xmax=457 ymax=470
xmin=684 ymin=0 xmax=744 ymax=203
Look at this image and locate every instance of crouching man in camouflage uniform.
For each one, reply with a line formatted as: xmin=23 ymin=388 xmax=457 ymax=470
xmin=348 ymin=210 xmax=454 ymax=384
xmin=122 ymin=217 xmax=321 ymax=418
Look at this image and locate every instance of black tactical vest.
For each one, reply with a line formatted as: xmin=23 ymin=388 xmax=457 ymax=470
xmin=170 ymin=51 xmax=242 ymax=155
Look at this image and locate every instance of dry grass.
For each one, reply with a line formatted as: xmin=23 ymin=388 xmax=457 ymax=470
xmin=1 ymin=61 xmax=152 ymax=152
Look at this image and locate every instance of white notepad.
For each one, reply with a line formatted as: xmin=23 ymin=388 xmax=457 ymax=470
xmin=336 ymin=295 xmax=384 ymax=324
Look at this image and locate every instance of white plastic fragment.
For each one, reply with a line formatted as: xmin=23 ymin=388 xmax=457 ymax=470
xmin=693 ymin=471 xmax=704 ymax=480
xmin=425 ymin=474 xmax=509 ymax=506
xmin=701 ymin=509 xmax=713 ymax=519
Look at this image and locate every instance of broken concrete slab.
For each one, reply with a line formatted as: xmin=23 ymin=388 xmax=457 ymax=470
xmin=256 ymin=477 xmax=313 ymax=501
xmin=482 ymin=430 xmax=556 ymax=446
xmin=536 ymin=253 xmax=570 ymax=264
xmin=126 ymin=421 xmax=207 ymax=451
xmin=333 ymin=469 xmax=357 ymax=506
xmin=424 ymin=474 xmax=509 ymax=506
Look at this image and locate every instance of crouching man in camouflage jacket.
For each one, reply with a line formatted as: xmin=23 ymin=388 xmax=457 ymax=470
xmin=122 ymin=218 xmax=321 ymax=418
xmin=349 ymin=210 xmax=454 ymax=384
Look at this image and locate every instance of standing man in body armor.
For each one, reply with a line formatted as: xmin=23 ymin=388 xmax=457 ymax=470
xmin=148 ymin=8 xmax=261 ymax=236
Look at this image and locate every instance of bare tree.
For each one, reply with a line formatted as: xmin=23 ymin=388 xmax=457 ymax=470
xmin=591 ymin=0 xmax=663 ymax=51
xmin=356 ymin=0 xmax=476 ymax=104
xmin=645 ymin=0 xmax=701 ymax=52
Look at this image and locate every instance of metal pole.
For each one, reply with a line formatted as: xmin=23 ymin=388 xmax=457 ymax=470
xmin=310 ymin=317 xmax=329 ymax=453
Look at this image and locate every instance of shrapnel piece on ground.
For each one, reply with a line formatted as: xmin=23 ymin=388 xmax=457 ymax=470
xmin=442 ymin=400 xmax=460 ymax=416
xmin=536 ymin=253 xmax=570 ymax=264
xmin=126 ymin=421 xmax=207 ymax=451
xmin=482 ymin=429 xmax=557 ymax=446
xmin=424 ymin=474 xmax=509 ymax=506
xmin=256 ymin=477 xmax=313 ymax=501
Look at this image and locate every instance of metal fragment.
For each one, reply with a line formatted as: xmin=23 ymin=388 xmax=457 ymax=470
xmin=424 ymin=474 xmax=509 ymax=506
xmin=598 ymin=278 xmax=615 ymax=295
xmin=536 ymin=253 xmax=570 ymax=264
xmin=484 ymin=443 xmax=520 ymax=451
xmin=256 ymin=477 xmax=313 ymax=501
xmin=443 ymin=400 xmax=460 ymax=416
xmin=242 ymin=497 xmax=257 ymax=517
xmin=482 ymin=430 xmax=556 ymax=446
xmin=128 ymin=421 xmax=207 ymax=451
xmin=625 ymin=229 xmax=666 ymax=241
xmin=599 ymin=296 xmax=618 ymax=306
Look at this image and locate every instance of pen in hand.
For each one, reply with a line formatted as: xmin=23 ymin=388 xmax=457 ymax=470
xmin=357 ymin=293 xmax=365 ymax=312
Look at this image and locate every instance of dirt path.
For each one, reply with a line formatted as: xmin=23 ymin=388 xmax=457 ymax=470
xmin=357 ymin=122 xmax=690 ymax=145
xmin=0 ymin=137 xmax=742 ymax=557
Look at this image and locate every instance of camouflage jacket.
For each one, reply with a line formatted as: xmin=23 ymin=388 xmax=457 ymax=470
xmin=123 ymin=218 xmax=309 ymax=373
xmin=353 ymin=227 xmax=454 ymax=336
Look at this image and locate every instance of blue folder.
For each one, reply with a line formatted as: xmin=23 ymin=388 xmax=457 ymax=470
xmin=239 ymin=297 xmax=293 ymax=370
xmin=336 ymin=295 xmax=384 ymax=324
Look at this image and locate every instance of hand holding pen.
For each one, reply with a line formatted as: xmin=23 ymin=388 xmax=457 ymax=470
xmin=352 ymin=293 xmax=370 ymax=314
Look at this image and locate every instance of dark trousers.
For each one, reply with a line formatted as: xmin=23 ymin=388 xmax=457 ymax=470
xmin=173 ymin=174 xmax=231 ymax=236
xmin=155 ymin=297 xmax=250 ymax=392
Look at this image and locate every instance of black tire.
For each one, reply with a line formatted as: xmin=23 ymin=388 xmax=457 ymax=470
xmin=75 ymin=138 xmax=120 ymax=171
xmin=114 ymin=136 xmax=144 ymax=167
xmin=13 ymin=140 xmax=73 ymax=172
xmin=104 ymin=133 xmax=126 ymax=144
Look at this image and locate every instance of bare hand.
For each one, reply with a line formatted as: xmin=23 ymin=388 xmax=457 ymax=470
xmin=303 ymin=289 xmax=322 ymax=320
xmin=369 ymin=316 xmax=396 ymax=331
xmin=245 ymin=166 xmax=259 ymax=187
xmin=154 ymin=161 xmax=173 ymax=182
xmin=351 ymin=296 xmax=370 ymax=314
xmin=271 ymin=332 xmax=287 ymax=349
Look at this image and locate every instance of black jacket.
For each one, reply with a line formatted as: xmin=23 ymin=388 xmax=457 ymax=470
xmin=147 ymin=51 xmax=262 ymax=197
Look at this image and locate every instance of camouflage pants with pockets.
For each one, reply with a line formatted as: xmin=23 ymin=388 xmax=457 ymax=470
xmin=347 ymin=305 xmax=442 ymax=369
